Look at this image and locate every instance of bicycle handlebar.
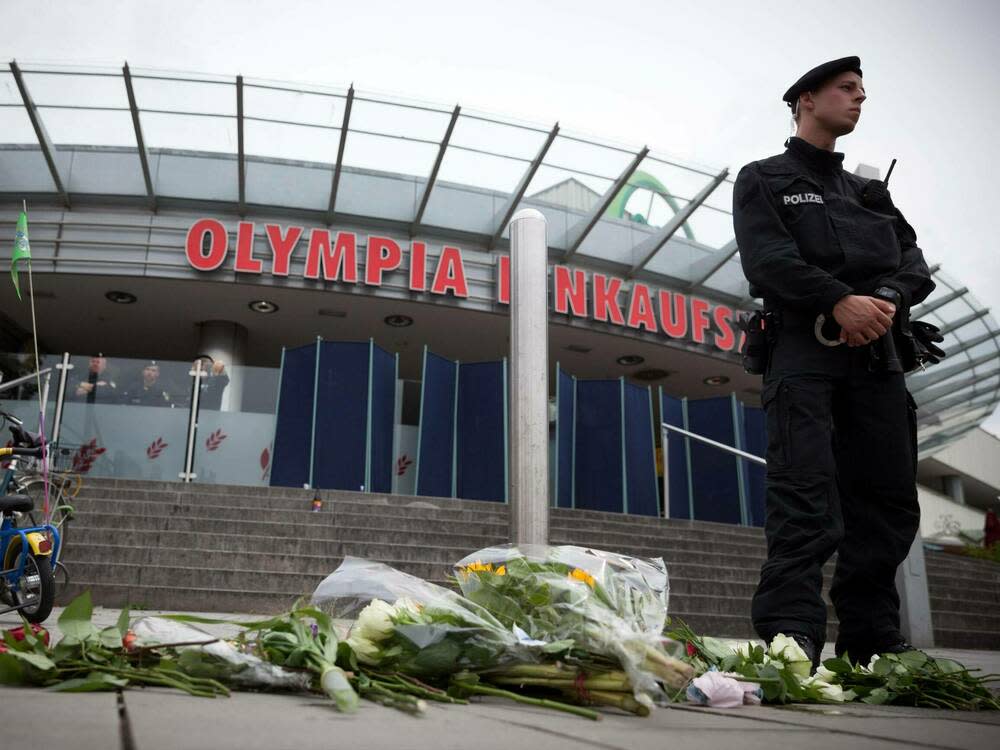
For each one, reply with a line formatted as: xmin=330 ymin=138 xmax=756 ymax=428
xmin=0 ymin=445 xmax=44 ymax=459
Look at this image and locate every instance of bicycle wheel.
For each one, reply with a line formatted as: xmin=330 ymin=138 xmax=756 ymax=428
xmin=11 ymin=552 xmax=55 ymax=623
xmin=18 ymin=478 xmax=72 ymax=551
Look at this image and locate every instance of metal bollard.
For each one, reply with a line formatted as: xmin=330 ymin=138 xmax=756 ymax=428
xmin=509 ymin=208 xmax=549 ymax=546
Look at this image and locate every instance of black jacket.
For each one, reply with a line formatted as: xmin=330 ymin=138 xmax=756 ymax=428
xmin=733 ymin=137 xmax=934 ymax=314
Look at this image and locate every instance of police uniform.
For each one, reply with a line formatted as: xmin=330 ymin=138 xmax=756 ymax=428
xmin=732 ymin=57 xmax=935 ymax=662
xmin=121 ymin=361 xmax=173 ymax=407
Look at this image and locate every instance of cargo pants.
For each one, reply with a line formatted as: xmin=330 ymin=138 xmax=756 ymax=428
xmin=750 ymin=319 xmax=921 ymax=655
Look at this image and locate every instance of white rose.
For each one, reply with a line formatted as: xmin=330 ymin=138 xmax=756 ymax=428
xmin=354 ymin=599 xmax=395 ymax=642
xmin=818 ymin=682 xmax=846 ymax=702
xmin=393 ymin=597 xmax=422 ymax=619
xmin=347 ymin=634 xmax=382 ymax=665
xmin=864 ymin=654 xmax=881 ymax=674
xmin=768 ymin=634 xmax=811 ymax=677
xmin=815 ymin=665 xmax=837 ymax=682
xmin=730 ymin=641 xmax=755 ymax=659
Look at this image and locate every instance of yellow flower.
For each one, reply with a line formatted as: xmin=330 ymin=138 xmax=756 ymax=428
xmin=459 ymin=561 xmax=505 ymax=577
xmin=569 ymin=568 xmax=595 ymax=588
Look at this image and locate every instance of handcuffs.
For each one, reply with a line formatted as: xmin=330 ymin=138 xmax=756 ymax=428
xmin=813 ymin=287 xmax=901 ymax=347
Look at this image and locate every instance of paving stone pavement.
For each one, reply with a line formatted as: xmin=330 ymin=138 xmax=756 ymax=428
xmin=2 ymin=606 xmax=999 ymax=750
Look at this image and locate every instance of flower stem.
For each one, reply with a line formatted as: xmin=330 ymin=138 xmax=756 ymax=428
xmin=456 ymin=681 xmax=601 ymax=721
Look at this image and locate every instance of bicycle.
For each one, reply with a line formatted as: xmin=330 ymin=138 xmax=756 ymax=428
xmin=0 ymin=409 xmax=77 ymax=548
xmin=0 ymin=441 xmax=60 ymax=622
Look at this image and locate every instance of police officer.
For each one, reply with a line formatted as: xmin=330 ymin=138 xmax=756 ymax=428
xmin=732 ymin=57 xmax=935 ymax=668
xmin=121 ymin=361 xmax=173 ymax=407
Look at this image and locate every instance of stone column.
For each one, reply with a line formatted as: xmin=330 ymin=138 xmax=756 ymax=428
xmin=508 ymin=209 xmax=549 ymax=546
xmin=196 ymin=320 xmax=248 ymax=412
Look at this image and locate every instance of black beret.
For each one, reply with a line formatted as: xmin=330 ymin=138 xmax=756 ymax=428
xmin=783 ymin=56 xmax=862 ymax=108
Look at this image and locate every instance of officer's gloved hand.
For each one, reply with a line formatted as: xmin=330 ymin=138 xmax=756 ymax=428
xmin=912 ymin=320 xmax=946 ymax=366
xmin=861 ymin=179 xmax=893 ymax=212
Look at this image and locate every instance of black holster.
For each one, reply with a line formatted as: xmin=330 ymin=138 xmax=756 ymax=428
xmin=739 ymin=311 xmax=777 ymax=375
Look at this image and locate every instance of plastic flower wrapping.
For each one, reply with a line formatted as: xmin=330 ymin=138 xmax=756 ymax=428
xmin=452 ymin=544 xmax=692 ymax=703
xmin=311 ymin=557 xmax=526 ymax=678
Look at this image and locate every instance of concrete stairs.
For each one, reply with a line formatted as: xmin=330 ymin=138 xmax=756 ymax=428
xmin=54 ymin=479 xmax=999 ymax=648
xmin=926 ymin=550 xmax=1000 ymax=649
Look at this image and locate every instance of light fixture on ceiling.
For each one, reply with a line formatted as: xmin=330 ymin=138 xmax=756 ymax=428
xmin=248 ymin=299 xmax=279 ymax=314
xmin=105 ymin=290 xmax=137 ymax=304
xmin=703 ymin=375 xmax=730 ymax=386
xmin=384 ymin=314 xmax=413 ymax=328
xmin=616 ymin=354 xmax=645 ymax=366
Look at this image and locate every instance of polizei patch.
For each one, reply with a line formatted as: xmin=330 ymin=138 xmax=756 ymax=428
xmin=783 ymin=192 xmax=824 ymax=205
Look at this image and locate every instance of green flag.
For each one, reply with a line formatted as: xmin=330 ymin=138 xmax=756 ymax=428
xmin=11 ymin=210 xmax=30 ymax=300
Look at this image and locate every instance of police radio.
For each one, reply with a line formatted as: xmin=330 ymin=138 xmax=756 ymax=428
xmin=861 ymin=158 xmax=897 ymax=210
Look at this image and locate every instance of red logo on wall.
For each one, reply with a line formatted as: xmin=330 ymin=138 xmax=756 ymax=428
xmin=396 ymin=454 xmax=414 ymax=476
xmin=184 ymin=219 xmax=743 ymax=354
xmin=146 ymin=437 xmax=168 ymax=459
xmin=205 ymin=429 xmax=227 ymax=452
xmin=72 ymin=439 xmax=106 ymax=473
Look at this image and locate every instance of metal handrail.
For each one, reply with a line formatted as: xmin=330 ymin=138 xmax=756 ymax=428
xmin=659 ymin=420 xmax=765 ymax=524
xmin=0 ymin=367 xmax=54 ymax=394
xmin=660 ymin=422 xmax=766 ymax=465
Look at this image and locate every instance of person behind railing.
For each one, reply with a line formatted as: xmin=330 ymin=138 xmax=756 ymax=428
xmin=186 ymin=355 xmax=230 ymax=411
xmin=120 ymin=360 xmax=172 ymax=407
xmin=70 ymin=354 xmax=119 ymax=404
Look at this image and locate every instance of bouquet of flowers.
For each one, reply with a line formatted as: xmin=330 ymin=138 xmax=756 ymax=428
xmin=453 ymin=545 xmax=694 ymax=706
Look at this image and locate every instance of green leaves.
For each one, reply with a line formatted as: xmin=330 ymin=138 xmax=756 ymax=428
xmin=862 ymin=687 xmax=890 ymax=705
xmin=49 ymin=672 xmax=128 ymax=692
xmin=57 ymin=591 xmax=99 ymax=644
xmin=0 ymin=653 xmax=26 ymax=684
xmin=2 ymin=648 xmax=56 ymax=672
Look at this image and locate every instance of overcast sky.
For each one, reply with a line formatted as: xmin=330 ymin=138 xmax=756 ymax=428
xmin=6 ymin=0 xmax=1000 ymax=433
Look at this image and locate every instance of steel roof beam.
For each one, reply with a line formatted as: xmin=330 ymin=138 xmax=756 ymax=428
xmin=123 ymin=63 xmax=156 ymax=212
xmin=410 ymin=105 xmax=460 ymax=236
xmin=918 ymin=400 xmax=995 ymax=431
xmin=944 ymin=328 xmax=1000 ymax=359
xmin=937 ymin=308 xmax=990 ymax=337
xmin=928 ymin=263 xmax=941 ymax=276
xmin=627 ymin=167 xmax=728 ymax=278
xmin=911 ymin=286 xmax=968 ymax=319
xmin=237 ymin=75 xmax=246 ymax=215
xmin=914 ymin=367 xmax=1000 ymax=408
xmin=326 ymin=84 xmax=354 ymax=224
xmin=562 ymin=145 xmax=648 ymax=260
xmin=10 ymin=60 xmax=69 ymax=207
xmin=907 ymin=351 xmax=998 ymax=394
xmin=685 ymin=238 xmax=739 ymax=289
xmin=918 ymin=387 xmax=997 ymax=421
xmin=488 ymin=122 xmax=559 ymax=251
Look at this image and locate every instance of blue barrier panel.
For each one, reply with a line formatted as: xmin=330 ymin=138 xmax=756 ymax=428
xmin=270 ymin=343 xmax=317 ymax=488
xmin=574 ymin=379 xmax=624 ymax=512
xmin=369 ymin=345 xmax=397 ymax=494
xmin=555 ymin=365 xmax=575 ymax=508
xmin=624 ymin=383 xmax=658 ymax=517
xmin=659 ymin=391 xmax=692 ymax=520
xmin=416 ymin=350 xmax=457 ymax=498
xmin=687 ymin=396 xmax=742 ymax=524
xmin=743 ymin=405 xmax=767 ymax=527
xmin=455 ymin=361 xmax=506 ymax=502
xmin=313 ymin=341 xmax=370 ymax=491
